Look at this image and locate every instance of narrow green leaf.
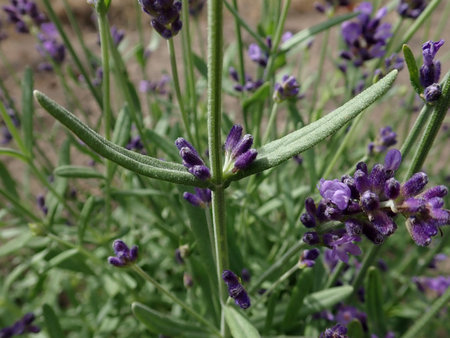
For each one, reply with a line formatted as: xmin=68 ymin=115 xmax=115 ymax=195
xmin=34 ymin=90 xmax=210 ymax=188
xmin=402 ymin=286 xmax=450 ymax=338
xmin=228 ymin=70 xmax=398 ymax=183
xmin=131 ymin=302 xmax=211 ymax=337
xmin=0 ymin=232 xmax=33 ymax=257
xmin=224 ymin=306 xmax=261 ymax=338
xmin=192 ymin=52 xmax=208 ymax=79
xmin=0 ymin=102 xmax=28 ymax=157
xmin=365 ymin=267 xmax=386 ymax=336
xmin=0 ymin=162 xmax=19 ymax=198
xmin=77 ymin=196 xmax=96 ymax=243
xmin=112 ymin=105 xmax=131 ymax=147
xmin=54 ymin=165 xmax=105 ymax=179
xmin=243 ymin=82 xmax=270 ymax=111
xmin=21 ymin=67 xmax=34 ymax=155
xmin=0 ymin=148 xmax=28 ymax=162
xmin=299 ymin=285 xmax=354 ymax=317
xmin=280 ymin=12 xmax=358 ymax=52
xmin=144 ymin=129 xmax=180 ymax=161
xmin=47 ymin=248 xmax=79 ymax=268
xmin=43 ymin=304 xmax=64 ymax=338
xmin=347 ymin=319 xmax=365 ymax=338
xmin=402 ymin=44 xmax=422 ymax=95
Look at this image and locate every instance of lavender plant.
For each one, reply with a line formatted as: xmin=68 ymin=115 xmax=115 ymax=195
xmin=0 ymin=0 xmax=449 ymax=337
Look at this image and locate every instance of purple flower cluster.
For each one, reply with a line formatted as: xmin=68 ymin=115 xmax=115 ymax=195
xmin=3 ymin=0 xmax=46 ymax=33
xmin=175 ymin=244 xmax=189 ymax=264
xmin=413 ymin=275 xmax=450 ymax=296
xmin=398 ymin=0 xmax=428 ymax=19
xmin=301 ymin=149 xmax=450 ymax=260
xmin=175 ymin=138 xmax=211 ymax=180
xmin=36 ymin=22 xmax=65 ymax=70
xmin=125 ymin=135 xmax=145 ymax=153
xmin=110 ymin=26 xmax=125 ymax=47
xmin=0 ymin=102 xmax=19 ymax=145
xmin=335 ymin=304 xmax=368 ymax=331
xmin=273 ymin=75 xmax=302 ymax=103
xmin=222 ymin=125 xmax=257 ymax=176
xmin=374 ymin=53 xmax=404 ymax=79
xmin=0 ymin=313 xmax=40 ymax=338
xmin=108 ymin=239 xmax=138 ymax=267
xmin=183 ymin=188 xmax=212 ymax=208
xmin=340 ymin=2 xmax=392 ymax=67
xmin=368 ymin=126 xmax=397 ymax=154
xmin=188 ymin=0 xmax=205 ymax=17
xmin=139 ymin=75 xmax=170 ymax=95
xmin=320 ymin=324 xmax=348 ymax=338
xmin=229 ymin=67 xmax=263 ymax=93
xmin=419 ymin=40 xmax=444 ymax=102
xmin=314 ymin=0 xmax=352 ymax=14
xmin=36 ymin=194 xmax=48 ymax=215
xmin=222 ymin=270 xmax=251 ymax=309
xmin=139 ymin=0 xmax=182 ymax=39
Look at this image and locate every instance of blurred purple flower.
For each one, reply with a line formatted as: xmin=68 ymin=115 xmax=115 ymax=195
xmin=108 ymin=239 xmax=138 ymax=267
xmin=222 ymin=270 xmax=251 ymax=309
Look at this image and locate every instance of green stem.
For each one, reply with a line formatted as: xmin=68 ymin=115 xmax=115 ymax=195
xmin=351 ymin=245 xmax=382 ymax=296
xmin=251 ymin=263 xmax=298 ymax=308
xmin=404 ymin=74 xmax=450 ymax=179
xmin=181 ymin=0 xmax=200 ymax=146
xmin=207 ymin=0 xmax=228 ymax=335
xmin=399 ymin=104 xmax=431 ymax=161
xmin=249 ymin=240 xmax=306 ymax=294
xmin=132 ymin=265 xmax=221 ymax=336
xmin=41 ymin=0 xmax=103 ymax=109
xmin=263 ymin=0 xmax=291 ymax=81
xmin=324 ymin=261 xmax=345 ymax=289
xmin=97 ymin=9 xmax=113 ymax=229
xmin=401 ymin=286 xmax=450 ymax=338
xmin=231 ymin=0 xmax=246 ymax=86
xmin=311 ymin=29 xmax=330 ymax=122
xmin=168 ymin=39 xmax=194 ymax=143
xmin=205 ymin=207 xmax=217 ymax=264
xmin=433 ymin=0 xmax=450 ymax=41
xmin=262 ymin=102 xmax=279 ymax=144
xmin=322 ymin=112 xmax=365 ymax=179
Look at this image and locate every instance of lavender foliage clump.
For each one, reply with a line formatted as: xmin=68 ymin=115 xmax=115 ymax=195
xmin=139 ymin=0 xmax=182 ymax=39
xmin=222 ymin=270 xmax=251 ymax=309
xmin=340 ymin=2 xmax=392 ymax=67
xmin=108 ymin=239 xmax=139 ymax=267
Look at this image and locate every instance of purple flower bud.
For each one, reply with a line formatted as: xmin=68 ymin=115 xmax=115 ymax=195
xmin=362 ymin=223 xmax=384 ymax=244
xmin=300 ymin=213 xmax=316 ymax=228
xmin=231 ymin=134 xmax=253 ymax=159
xmin=183 ymin=272 xmax=194 ymax=288
xmin=189 ymin=165 xmax=211 ymax=180
xmin=229 ymin=67 xmax=239 ymax=82
xmin=369 ymin=164 xmax=386 ymax=192
xmin=371 ymin=211 xmax=397 ymax=236
xmin=222 ymin=270 xmax=251 ymax=309
xmin=354 ymin=169 xmax=371 ymax=193
xmin=320 ymin=324 xmax=348 ymax=338
xmin=305 ymin=197 xmax=317 ymax=216
xmin=299 ymin=248 xmax=320 ymax=268
xmin=303 ymin=232 xmax=320 ymax=246
xmin=424 ymin=83 xmax=442 ymax=102
xmin=384 ymin=149 xmax=402 ymax=171
xmin=398 ymin=0 xmax=428 ymax=19
xmin=108 ymin=239 xmax=138 ymax=267
xmin=402 ymin=172 xmax=428 ymax=198
xmin=234 ymin=149 xmax=257 ymax=171
xmin=422 ymin=185 xmax=448 ymax=199
xmin=345 ymin=219 xmax=363 ymax=236
xmin=273 ymin=75 xmax=301 ymax=102
xmin=361 ymin=190 xmax=380 ymax=211
xmin=241 ymin=268 xmax=251 ymax=283
xmin=385 ymin=178 xmax=400 ymax=199
xmin=406 ymin=216 xmax=437 ymax=246
xmin=248 ymin=43 xmax=267 ymax=67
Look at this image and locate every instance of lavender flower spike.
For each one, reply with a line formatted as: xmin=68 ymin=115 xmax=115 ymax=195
xmin=419 ymin=39 xmax=445 ymax=102
xmin=0 ymin=312 xmax=40 ymax=337
xmin=183 ymin=188 xmax=212 ymax=208
xmin=222 ymin=270 xmax=251 ymax=309
xmin=108 ymin=239 xmax=138 ymax=267
xmin=222 ymin=125 xmax=257 ymax=176
xmin=138 ymin=0 xmax=182 ymax=39
xmin=398 ymin=0 xmax=428 ymax=19
xmin=175 ymin=137 xmax=211 ymax=180
xmin=273 ymin=75 xmax=302 ymax=103
xmin=320 ymin=324 xmax=348 ymax=338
